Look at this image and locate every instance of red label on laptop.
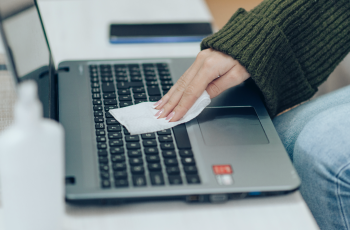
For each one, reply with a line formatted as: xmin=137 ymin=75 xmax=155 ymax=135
xmin=212 ymin=165 xmax=232 ymax=175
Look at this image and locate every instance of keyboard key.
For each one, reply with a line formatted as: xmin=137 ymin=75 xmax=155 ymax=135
xmin=101 ymin=179 xmax=111 ymax=188
xmin=131 ymin=166 xmax=145 ymax=174
xmin=135 ymin=100 xmax=147 ymax=104
xmin=160 ymin=143 xmax=174 ymax=150
xmin=126 ymin=142 xmax=141 ymax=149
xmin=96 ymin=136 xmax=106 ymax=142
xmin=163 ymin=151 xmax=176 ymax=159
xmin=166 ymin=166 xmax=180 ymax=175
xmin=133 ymin=175 xmax=147 ymax=187
xmin=146 ymin=81 xmax=158 ymax=86
xmin=130 ymin=82 xmax=145 ymax=88
xmin=143 ymin=140 xmax=157 ymax=147
xmin=128 ymin=150 xmax=142 ymax=157
xmin=184 ymin=165 xmax=198 ymax=174
xmin=105 ymin=112 xmax=113 ymax=118
xmin=106 ymin=118 xmax=119 ymax=125
xmin=90 ymin=77 xmax=99 ymax=83
xmin=157 ymin=129 xmax=171 ymax=135
xmin=148 ymin=163 xmax=162 ymax=171
xmin=125 ymin=135 xmax=140 ymax=142
xmin=119 ymin=95 xmax=132 ymax=101
xmin=186 ymin=175 xmax=201 ymax=184
xmin=181 ymin=158 xmax=196 ymax=165
xmin=103 ymin=93 xmax=115 ymax=99
xmin=133 ymin=87 xmax=145 ymax=93
xmin=102 ymin=82 xmax=115 ymax=92
xmin=104 ymin=99 xmax=117 ymax=105
xmin=129 ymin=158 xmax=143 ymax=166
xmin=147 ymin=86 xmax=161 ymax=96
xmin=158 ymin=135 xmax=173 ymax=142
xmin=100 ymin=164 xmax=109 ymax=171
xmin=111 ymin=154 xmax=125 ymax=162
xmin=112 ymin=162 xmax=126 ymax=171
xmin=161 ymin=80 xmax=173 ymax=85
xmin=97 ymin=150 xmax=108 ymax=156
xmin=110 ymin=147 xmax=124 ymax=155
xmin=107 ymin=125 xmax=121 ymax=132
xmin=172 ymin=124 xmax=191 ymax=149
xmin=162 ymin=85 xmax=171 ymax=90
xmin=146 ymin=155 xmax=160 ymax=163
xmin=168 ymin=175 xmax=183 ymax=185
xmin=179 ymin=150 xmax=193 ymax=157
xmin=114 ymin=171 xmax=127 ymax=179
xmin=133 ymin=93 xmax=147 ymax=99
xmin=142 ymin=133 xmax=156 ymax=139
xmin=109 ymin=139 xmax=123 ymax=146
xmin=159 ymin=75 xmax=172 ymax=80
xmin=149 ymin=96 xmax=161 ymax=101
xmin=108 ymin=132 xmax=122 ymax=139
xmin=117 ymin=89 xmax=130 ymax=95
xmin=100 ymin=171 xmax=110 ymax=179
xmin=91 ymin=82 xmax=100 ymax=88
xmin=115 ymin=72 xmax=127 ymax=77
xmin=93 ymin=99 xmax=102 ymax=105
xmin=150 ymin=172 xmax=165 ymax=186
xmin=164 ymin=158 xmax=178 ymax=166
xmin=92 ymin=93 xmax=100 ymax=99
xmin=94 ymin=111 xmax=103 ymax=117
xmin=105 ymin=106 xmax=117 ymax=111
xmin=101 ymin=77 xmax=113 ymax=82
xmin=120 ymin=101 xmax=133 ymax=107
xmin=93 ymin=105 xmax=102 ymax=111
xmin=131 ymin=76 xmax=142 ymax=82
xmin=98 ymin=156 xmax=108 ymax=164
xmin=117 ymin=82 xmax=129 ymax=89
xmin=116 ymin=77 xmax=128 ymax=82
xmin=92 ymin=88 xmax=100 ymax=93
xmin=115 ymin=179 xmax=129 ymax=188
xmin=94 ymin=117 xmax=104 ymax=123
xmin=144 ymin=147 xmax=158 ymax=155
xmin=123 ymin=126 xmax=130 ymax=135
xmin=97 ymin=143 xmax=107 ymax=149
xmin=96 ymin=130 xmax=106 ymax=136
xmin=145 ymin=76 xmax=157 ymax=81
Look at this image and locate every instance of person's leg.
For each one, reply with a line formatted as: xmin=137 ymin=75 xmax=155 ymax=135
xmin=272 ymin=85 xmax=350 ymax=230
xmin=273 ymin=85 xmax=350 ymax=160
xmin=294 ymin=103 xmax=350 ymax=230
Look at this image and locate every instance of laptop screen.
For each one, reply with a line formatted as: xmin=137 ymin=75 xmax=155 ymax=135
xmin=0 ymin=0 xmax=52 ymax=80
xmin=0 ymin=0 xmax=57 ymax=119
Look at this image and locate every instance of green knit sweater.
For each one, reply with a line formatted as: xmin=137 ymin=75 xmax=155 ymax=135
xmin=201 ymin=0 xmax=350 ymax=117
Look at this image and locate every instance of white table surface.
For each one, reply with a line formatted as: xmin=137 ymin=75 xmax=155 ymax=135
xmin=0 ymin=0 xmax=319 ymax=229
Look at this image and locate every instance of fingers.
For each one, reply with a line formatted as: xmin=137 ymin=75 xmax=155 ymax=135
xmin=154 ymin=53 xmax=206 ymax=110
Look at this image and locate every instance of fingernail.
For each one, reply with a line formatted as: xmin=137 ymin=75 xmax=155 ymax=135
xmin=155 ymin=108 xmax=164 ymax=117
xmin=166 ymin=111 xmax=175 ymax=121
xmin=153 ymin=100 xmax=162 ymax=108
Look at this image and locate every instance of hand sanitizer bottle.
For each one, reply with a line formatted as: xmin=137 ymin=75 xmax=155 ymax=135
xmin=0 ymin=81 xmax=64 ymax=230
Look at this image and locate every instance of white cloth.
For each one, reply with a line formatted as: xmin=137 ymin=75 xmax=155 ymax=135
xmin=109 ymin=91 xmax=211 ymax=135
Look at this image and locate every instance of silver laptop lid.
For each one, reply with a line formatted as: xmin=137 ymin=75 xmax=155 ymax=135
xmin=0 ymin=0 xmax=56 ymax=119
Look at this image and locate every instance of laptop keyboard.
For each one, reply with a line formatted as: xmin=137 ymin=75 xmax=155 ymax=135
xmin=89 ymin=63 xmax=201 ymax=189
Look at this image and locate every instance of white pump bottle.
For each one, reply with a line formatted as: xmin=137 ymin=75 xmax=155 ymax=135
xmin=0 ymin=80 xmax=64 ymax=230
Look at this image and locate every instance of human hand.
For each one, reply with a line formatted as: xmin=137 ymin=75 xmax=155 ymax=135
xmin=153 ymin=48 xmax=250 ymax=122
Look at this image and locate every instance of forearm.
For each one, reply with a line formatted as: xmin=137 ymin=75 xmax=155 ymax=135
xmin=201 ymin=0 xmax=350 ymax=117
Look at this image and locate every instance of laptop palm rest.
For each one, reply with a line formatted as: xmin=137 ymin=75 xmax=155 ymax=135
xmin=196 ymin=107 xmax=269 ymax=146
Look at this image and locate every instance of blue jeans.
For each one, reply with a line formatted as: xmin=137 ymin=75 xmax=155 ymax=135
xmin=273 ymin=85 xmax=350 ymax=230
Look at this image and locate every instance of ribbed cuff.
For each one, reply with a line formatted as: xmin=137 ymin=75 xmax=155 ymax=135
xmin=201 ymin=8 xmax=315 ymax=117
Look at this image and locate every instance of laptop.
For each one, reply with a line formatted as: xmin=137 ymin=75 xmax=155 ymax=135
xmin=0 ymin=0 xmax=300 ymax=204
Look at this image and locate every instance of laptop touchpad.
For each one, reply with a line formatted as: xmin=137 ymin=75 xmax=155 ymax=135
xmin=197 ymin=107 xmax=269 ymax=146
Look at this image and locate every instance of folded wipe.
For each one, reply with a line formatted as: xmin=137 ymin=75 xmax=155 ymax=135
xmin=109 ymin=91 xmax=211 ymax=135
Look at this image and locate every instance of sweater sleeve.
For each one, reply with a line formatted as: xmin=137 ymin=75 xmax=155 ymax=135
xmin=201 ymin=0 xmax=350 ymax=117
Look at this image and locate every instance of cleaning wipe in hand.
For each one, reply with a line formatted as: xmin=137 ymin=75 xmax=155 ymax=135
xmin=109 ymin=91 xmax=211 ymax=135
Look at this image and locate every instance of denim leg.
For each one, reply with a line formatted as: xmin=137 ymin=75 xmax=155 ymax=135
xmin=273 ymin=85 xmax=350 ymax=161
xmin=293 ymin=103 xmax=350 ymax=230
